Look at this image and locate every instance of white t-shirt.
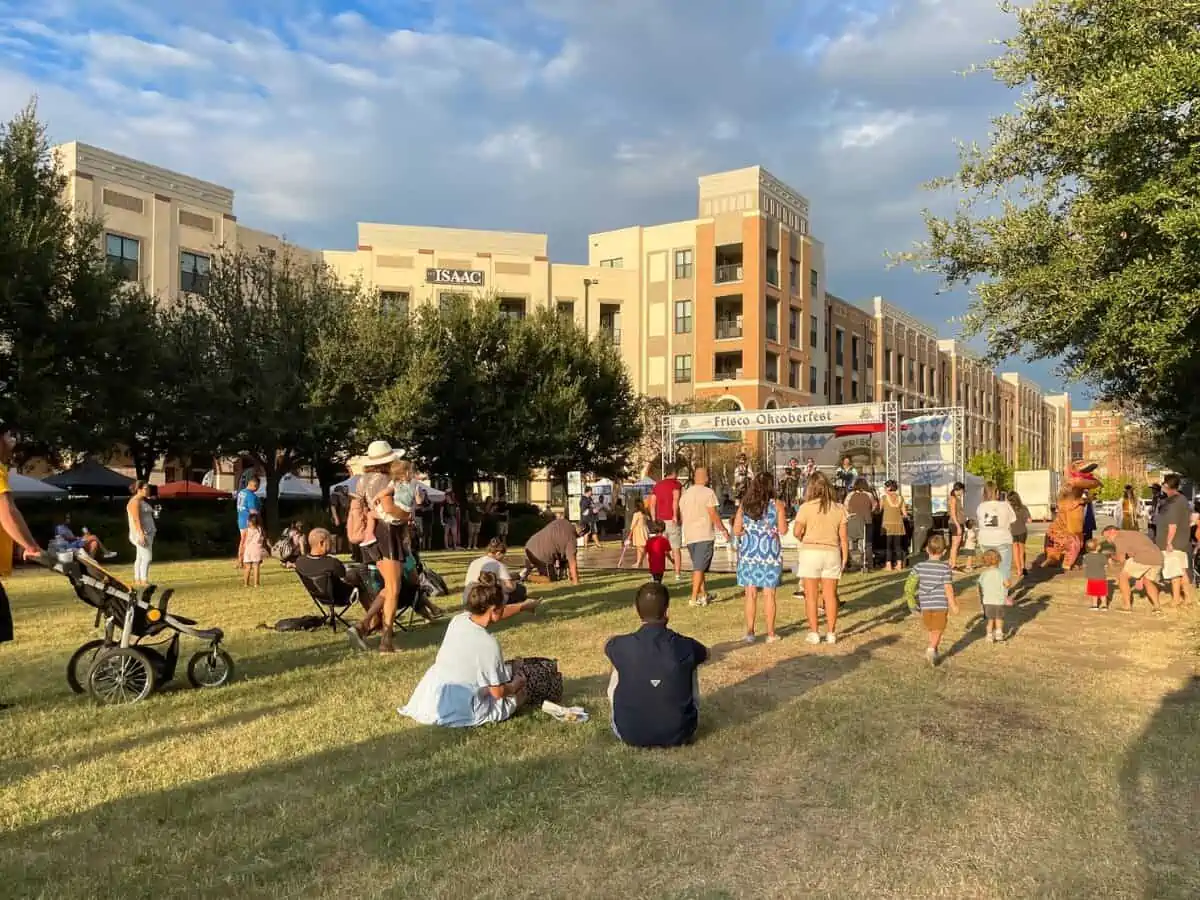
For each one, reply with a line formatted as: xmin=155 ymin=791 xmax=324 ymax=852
xmin=398 ymin=613 xmax=516 ymax=727
xmin=976 ymin=500 xmax=1016 ymax=547
xmin=462 ymin=555 xmax=512 ymax=605
xmin=680 ymin=485 xmax=719 ymax=543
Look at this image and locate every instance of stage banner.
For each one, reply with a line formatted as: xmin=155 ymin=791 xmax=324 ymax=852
xmin=669 ymin=403 xmax=882 ymax=435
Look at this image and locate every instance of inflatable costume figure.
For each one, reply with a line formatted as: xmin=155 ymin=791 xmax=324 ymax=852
xmin=1042 ymin=461 xmax=1102 ymax=570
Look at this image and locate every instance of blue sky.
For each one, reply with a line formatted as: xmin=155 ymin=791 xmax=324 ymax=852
xmin=0 ymin=0 xmax=1093 ymax=405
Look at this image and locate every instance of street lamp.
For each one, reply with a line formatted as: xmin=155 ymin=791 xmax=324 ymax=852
xmin=583 ymin=277 xmax=598 ymax=337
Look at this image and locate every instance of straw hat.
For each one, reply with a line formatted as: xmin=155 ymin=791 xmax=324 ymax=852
xmin=363 ymin=440 xmax=403 ymax=467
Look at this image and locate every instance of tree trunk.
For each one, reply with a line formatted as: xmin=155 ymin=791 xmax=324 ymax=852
xmin=263 ymin=461 xmax=280 ymax=535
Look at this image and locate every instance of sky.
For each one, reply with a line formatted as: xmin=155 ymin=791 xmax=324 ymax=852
xmin=0 ymin=0 xmax=1093 ymax=405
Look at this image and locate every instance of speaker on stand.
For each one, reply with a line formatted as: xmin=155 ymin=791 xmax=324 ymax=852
xmin=910 ymin=483 xmax=934 ymax=557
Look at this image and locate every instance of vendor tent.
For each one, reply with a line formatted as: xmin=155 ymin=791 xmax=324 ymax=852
xmin=155 ymin=481 xmax=230 ymax=499
xmin=44 ymin=460 xmax=135 ymax=496
xmin=7 ymin=474 xmax=66 ymax=497
xmin=257 ymin=473 xmax=323 ymax=499
xmin=331 ymin=476 xmax=446 ymax=503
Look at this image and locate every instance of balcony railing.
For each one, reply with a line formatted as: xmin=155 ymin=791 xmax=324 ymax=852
xmin=715 ymin=264 xmax=744 ymax=283
xmin=600 ymin=327 xmax=621 ymax=345
xmin=716 ymin=319 xmax=743 ymax=339
xmin=714 ymin=367 xmax=743 ymax=381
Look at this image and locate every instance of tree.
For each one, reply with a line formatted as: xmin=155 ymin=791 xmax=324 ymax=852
xmin=967 ymin=451 xmax=1014 ymax=492
xmin=1016 ymin=445 xmax=1036 ymax=471
xmin=188 ymin=246 xmax=365 ymax=526
xmin=901 ymin=1 xmax=1200 ymax=446
xmin=0 ymin=101 xmax=125 ymax=463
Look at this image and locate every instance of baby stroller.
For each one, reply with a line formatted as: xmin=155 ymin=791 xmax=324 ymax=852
xmin=39 ymin=549 xmax=234 ymax=705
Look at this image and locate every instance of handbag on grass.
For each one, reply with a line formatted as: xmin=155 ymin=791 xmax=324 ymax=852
xmin=510 ymin=657 xmax=563 ymax=706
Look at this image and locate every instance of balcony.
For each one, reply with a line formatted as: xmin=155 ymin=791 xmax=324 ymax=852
xmin=715 ymin=295 xmax=743 ymax=340
xmin=714 ymin=351 xmax=743 ymax=381
xmin=600 ymin=326 xmax=621 ymax=345
xmin=716 ymin=264 xmax=744 ymax=284
xmin=716 ymin=319 xmax=743 ymax=340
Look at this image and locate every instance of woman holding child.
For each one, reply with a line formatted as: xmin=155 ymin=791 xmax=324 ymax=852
xmin=734 ymin=473 xmax=787 ymax=644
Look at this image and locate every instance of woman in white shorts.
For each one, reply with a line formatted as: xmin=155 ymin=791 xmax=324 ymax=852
xmin=792 ymin=472 xmax=849 ymax=645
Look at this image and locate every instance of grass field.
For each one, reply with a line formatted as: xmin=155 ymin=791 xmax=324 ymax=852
xmin=1 ymin=551 xmax=1198 ymax=899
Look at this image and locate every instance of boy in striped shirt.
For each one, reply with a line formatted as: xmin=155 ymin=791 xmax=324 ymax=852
xmin=914 ymin=534 xmax=960 ymax=665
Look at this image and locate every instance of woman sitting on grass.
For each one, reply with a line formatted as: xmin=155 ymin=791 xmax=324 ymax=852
xmin=399 ymin=574 xmax=535 ymax=727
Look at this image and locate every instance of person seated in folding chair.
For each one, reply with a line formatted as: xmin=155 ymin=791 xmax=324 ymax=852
xmin=295 ymin=528 xmax=377 ymax=641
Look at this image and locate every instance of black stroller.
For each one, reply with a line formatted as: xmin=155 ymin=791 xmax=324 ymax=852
xmin=40 ymin=549 xmax=234 ymax=705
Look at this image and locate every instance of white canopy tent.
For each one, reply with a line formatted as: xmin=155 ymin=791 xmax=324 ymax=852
xmin=331 ymin=475 xmax=446 ymax=503
xmin=8 ymin=473 xmax=67 ymax=497
xmin=257 ymin=473 xmax=323 ymax=499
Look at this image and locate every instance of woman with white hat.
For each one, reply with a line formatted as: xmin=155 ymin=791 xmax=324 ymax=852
xmin=351 ymin=439 xmax=410 ymax=653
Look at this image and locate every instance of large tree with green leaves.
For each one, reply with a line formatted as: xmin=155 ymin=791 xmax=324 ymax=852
xmin=188 ymin=246 xmax=368 ymax=525
xmin=967 ymin=451 xmax=1014 ymax=492
xmin=902 ymin=0 xmax=1200 ymax=444
xmin=0 ymin=101 xmax=125 ymax=463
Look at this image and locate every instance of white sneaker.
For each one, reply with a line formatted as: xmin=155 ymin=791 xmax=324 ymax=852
xmin=689 ymin=597 xmax=706 ymax=608
xmin=805 ymin=632 xmax=822 ymax=645
xmin=765 ymin=634 xmax=782 ymax=644
xmin=925 ymin=647 xmax=937 ymax=666
xmin=742 ymin=634 xmax=756 ymax=645
xmin=824 ymin=632 xmax=837 ymax=645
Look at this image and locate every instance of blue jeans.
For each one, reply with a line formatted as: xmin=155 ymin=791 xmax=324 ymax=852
xmin=980 ymin=542 xmax=1012 ymax=581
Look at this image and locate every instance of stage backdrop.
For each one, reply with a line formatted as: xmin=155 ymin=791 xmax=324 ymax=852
xmin=773 ymin=414 xmax=959 ymax=512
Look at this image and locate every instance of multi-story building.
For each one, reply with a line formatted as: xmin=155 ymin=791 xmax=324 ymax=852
xmin=589 ymin=166 xmax=827 ymax=413
xmin=873 ymin=297 xmax=942 ymax=409
xmin=825 ymin=294 xmax=875 ymax=404
xmin=1000 ymin=373 xmax=1047 ymax=467
xmin=1043 ymin=394 xmax=1072 ymax=472
xmin=57 ymin=141 xmax=307 ymax=298
xmin=938 ymin=340 xmax=999 ymax=459
xmin=1070 ymin=405 xmax=1146 ymax=482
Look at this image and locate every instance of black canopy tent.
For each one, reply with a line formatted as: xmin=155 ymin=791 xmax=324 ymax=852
xmin=43 ymin=460 xmax=136 ymax=497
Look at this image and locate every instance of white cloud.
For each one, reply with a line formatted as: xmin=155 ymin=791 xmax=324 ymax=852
xmin=837 ymin=111 xmax=917 ymax=149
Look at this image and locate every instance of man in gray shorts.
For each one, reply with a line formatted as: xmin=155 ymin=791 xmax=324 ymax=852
xmin=679 ymin=467 xmax=731 ymax=607
xmin=649 ymin=468 xmax=685 ymax=582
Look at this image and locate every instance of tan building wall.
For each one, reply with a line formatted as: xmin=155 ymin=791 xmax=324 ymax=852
xmin=56 ymin=141 xmax=309 ymax=300
xmin=1000 ymin=373 xmax=1047 ymax=467
xmin=875 ymin=297 xmax=941 ymax=409
xmin=1044 ymin=394 xmax=1072 ymax=472
xmin=939 ymin=340 xmax=999 ymax=460
xmin=1070 ymin=405 xmax=1145 ymax=482
xmin=826 ymin=294 xmax=875 ymax=404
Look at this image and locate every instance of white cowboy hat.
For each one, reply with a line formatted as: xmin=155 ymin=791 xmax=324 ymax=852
xmin=364 ymin=439 xmax=403 ymax=467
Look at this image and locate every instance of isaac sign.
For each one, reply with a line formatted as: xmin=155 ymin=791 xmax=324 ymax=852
xmin=669 ymin=403 xmax=884 ymax=435
xmin=426 ymin=268 xmax=485 ymax=287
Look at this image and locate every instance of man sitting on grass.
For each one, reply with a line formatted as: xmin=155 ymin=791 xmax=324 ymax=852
xmin=605 ymin=581 xmax=709 ymax=748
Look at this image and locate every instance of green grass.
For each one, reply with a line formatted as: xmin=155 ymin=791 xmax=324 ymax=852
xmin=1 ymin=554 xmax=1198 ymax=899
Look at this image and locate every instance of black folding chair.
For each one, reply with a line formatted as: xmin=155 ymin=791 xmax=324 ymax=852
xmin=846 ymin=515 xmax=871 ymax=574
xmin=297 ymin=570 xmax=359 ymax=632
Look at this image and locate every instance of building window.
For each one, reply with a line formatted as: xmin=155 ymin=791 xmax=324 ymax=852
xmin=380 ymin=290 xmax=410 ymax=316
xmin=766 ymin=300 xmax=779 ymax=343
xmin=788 ymin=308 xmax=800 ymax=346
xmin=789 ymin=360 xmax=800 ymax=389
xmin=674 ymin=299 xmax=693 ymax=334
xmin=599 ymin=257 xmax=623 ymax=268
xmin=766 ymin=248 xmax=780 ymax=287
xmin=885 ymin=348 xmax=893 ymax=381
xmin=809 ymin=365 xmax=818 ymax=395
xmin=766 ymin=352 xmax=779 ymax=383
xmin=674 ymin=249 xmax=693 ymax=279
xmin=851 ymin=335 xmax=860 ymax=370
xmin=105 ymin=233 xmax=140 ymax=281
xmin=908 ymin=358 xmax=915 ymax=387
xmin=809 ymin=315 xmax=818 ymax=348
xmin=851 ymin=377 xmax=859 ymax=401
xmin=835 ymin=375 xmax=843 ymax=403
xmin=789 ymin=258 xmax=800 ymax=293
xmin=835 ymin=328 xmax=845 ymax=367
xmin=499 ymin=297 xmax=526 ymax=320
xmin=898 ymin=353 xmax=906 ymax=386
xmin=866 ymin=384 xmax=874 ymax=401
xmin=179 ymin=250 xmax=210 ymax=294
xmin=866 ymin=341 xmax=874 ymax=370
xmin=673 ymin=354 xmax=692 ymax=383
xmin=810 ymin=268 xmax=819 ymax=296
xmin=556 ymin=300 xmax=575 ymax=318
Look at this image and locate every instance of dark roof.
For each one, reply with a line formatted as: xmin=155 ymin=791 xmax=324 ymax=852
xmin=44 ymin=460 xmax=136 ymax=494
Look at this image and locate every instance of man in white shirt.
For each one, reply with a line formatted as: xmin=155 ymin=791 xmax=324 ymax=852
xmin=679 ymin=467 xmax=730 ymax=608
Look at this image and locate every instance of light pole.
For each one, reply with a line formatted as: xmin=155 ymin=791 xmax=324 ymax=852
xmin=583 ymin=277 xmax=598 ymax=337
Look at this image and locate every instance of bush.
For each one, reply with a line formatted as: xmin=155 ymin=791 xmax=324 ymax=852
xmin=21 ymin=497 xmax=330 ymax=562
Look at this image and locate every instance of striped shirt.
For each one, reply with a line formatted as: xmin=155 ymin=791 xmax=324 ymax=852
xmin=914 ymin=559 xmax=953 ymax=611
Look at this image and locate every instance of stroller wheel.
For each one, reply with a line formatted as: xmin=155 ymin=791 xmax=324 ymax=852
xmin=87 ymin=647 xmax=157 ymax=705
xmin=186 ymin=648 xmax=235 ymax=689
xmin=67 ymin=639 xmax=111 ymax=695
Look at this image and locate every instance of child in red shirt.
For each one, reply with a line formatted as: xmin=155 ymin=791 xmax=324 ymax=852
xmin=645 ymin=519 xmax=674 ymax=583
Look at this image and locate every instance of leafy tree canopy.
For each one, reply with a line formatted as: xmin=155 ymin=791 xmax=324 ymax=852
xmin=967 ymin=451 xmax=1014 ymax=493
xmin=902 ymin=0 xmax=1200 ymax=446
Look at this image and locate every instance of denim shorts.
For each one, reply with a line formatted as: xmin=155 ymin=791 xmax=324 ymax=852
xmin=688 ymin=541 xmax=715 ymax=573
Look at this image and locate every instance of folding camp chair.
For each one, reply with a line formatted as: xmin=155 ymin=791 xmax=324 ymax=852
xmin=846 ymin=514 xmax=871 ymax=574
xmin=296 ymin=570 xmax=360 ymax=633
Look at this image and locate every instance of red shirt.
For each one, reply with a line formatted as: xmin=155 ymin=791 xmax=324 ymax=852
xmin=650 ymin=478 xmax=681 ymax=524
xmin=645 ymin=535 xmax=672 ymax=574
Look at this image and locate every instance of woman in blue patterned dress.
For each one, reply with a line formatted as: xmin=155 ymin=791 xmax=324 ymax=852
xmin=734 ymin=473 xmax=788 ymax=644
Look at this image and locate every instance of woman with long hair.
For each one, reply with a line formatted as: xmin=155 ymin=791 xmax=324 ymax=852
xmin=879 ymin=480 xmax=907 ymax=572
xmin=126 ymin=481 xmax=157 ymax=588
xmin=792 ymin=471 xmax=848 ymax=645
xmin=948 ymin=481 xmax=966 ymax=570
xmin=1008 ymin=490 xmax=1032 ymax=576
xmin=734 ymin=472 xmax=787 ymax=644
xmin=352 ymin=440 xmax=408 ymax=653
xmin=976 ymin=481 xmax=1017 ymax=586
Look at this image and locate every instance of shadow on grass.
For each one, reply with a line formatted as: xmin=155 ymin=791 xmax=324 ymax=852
xmin=1121 ymin=675 xmax=1200 ymax=898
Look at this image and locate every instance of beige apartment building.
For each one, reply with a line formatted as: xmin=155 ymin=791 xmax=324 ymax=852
xmin=52 ymin=139 xmax=1073 ymax=490
xmin=57 ymin=141 xmax=307 ymax=299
